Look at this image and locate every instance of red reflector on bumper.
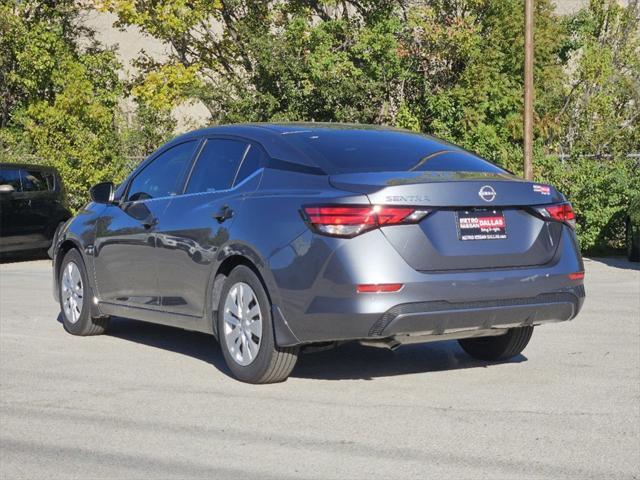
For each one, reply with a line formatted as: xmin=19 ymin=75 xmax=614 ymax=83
xmin=356 ymin=283 xmax=403 ymax=293
xmin=568 ymin=272 xmax=585 ymax=280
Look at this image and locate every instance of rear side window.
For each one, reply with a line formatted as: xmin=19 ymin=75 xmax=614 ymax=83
xmin=21 ymin=169 xmax=51 ymax=192
xmin=234 ymin=145 xmax=265 ymax=186
xmin=280 ymin=129 xmax=504 ymax=174
xmin=128 ymin=140 xmax=198 ymax=201
xmin=0 ymin=168 xmax=22 ymax=191
xmin=186 ymin=139 xmax=249 ymax=194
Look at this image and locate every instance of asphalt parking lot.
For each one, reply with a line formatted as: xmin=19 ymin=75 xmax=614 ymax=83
xmin=0 ymin=257 xmax=638 ymax=479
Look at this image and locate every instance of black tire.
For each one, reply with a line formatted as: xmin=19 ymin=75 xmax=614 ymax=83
xmin=458 ymin=326 xmax=533 ymax=361
xmin=58 ymin=249 xmax=109 ymax=336
xmin=217 ymin=265 xmax=299 ymax=384
xmin=627 ymin=219 xmax=640 ymax=262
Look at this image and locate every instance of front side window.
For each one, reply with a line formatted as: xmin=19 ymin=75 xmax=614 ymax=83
xmin=127 ymin=141 xmax=198 ymax=201
xmin=21 ymin=169 xmax=50 ymax=192
xmin=0 ymin=168 xmax=22 ymax=191
xmin=186 ymin=139 xmax=249 ymax=194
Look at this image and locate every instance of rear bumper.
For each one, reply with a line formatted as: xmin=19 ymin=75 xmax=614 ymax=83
xmin=370 ymin=289 xmax=583 ymax=338
xmin=269 ymin=227 xmax=585 ymax=347
xmin=274 ymin=286 xmax=584 ymax=346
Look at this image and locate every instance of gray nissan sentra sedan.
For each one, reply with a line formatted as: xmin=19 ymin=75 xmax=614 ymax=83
xmin=52 ymin=123 xmax=585 ymax=383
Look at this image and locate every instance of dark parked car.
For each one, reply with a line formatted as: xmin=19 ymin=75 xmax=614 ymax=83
xmin=1 ymin=163 xmax=71 ymax=256
xmin=51 ymin=124 xmax=585 ymax=383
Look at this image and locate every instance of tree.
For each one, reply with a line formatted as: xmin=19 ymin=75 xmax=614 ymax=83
xmin=536 ymin=0 xmax=640 ymax=251
xmin=555 ymin=0 xmax=640 ymax=158
xmin=399 ymin=0 xmax=567 ymax=171
xmin=0 ymin=0 xmax=126 ymax=210
xmin=2 ymin=0 xmax=637 ymax=250
xmin=102 ymin=0 xmax=566 ymax=172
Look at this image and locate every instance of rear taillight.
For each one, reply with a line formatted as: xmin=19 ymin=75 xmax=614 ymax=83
xmin=537 ymin=202 xmax=576 ymax=228
xmin=302 ymin=205 xmax=430 ymax=237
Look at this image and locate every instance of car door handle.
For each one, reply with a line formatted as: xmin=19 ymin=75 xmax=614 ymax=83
xmin=143 ymin=217 xmax=158 ymax=229
xmin=213 ymin=205 xmax=234 ymax=223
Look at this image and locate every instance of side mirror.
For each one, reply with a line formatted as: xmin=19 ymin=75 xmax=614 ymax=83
xmin=0 ymin=184 xmax=15 ymax=194
xmin=89 ymin=181 xmax=115 ymax=204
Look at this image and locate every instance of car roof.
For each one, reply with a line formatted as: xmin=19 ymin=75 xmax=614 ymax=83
xmin=0 ymin=162 xmax=58 ymax=173
xmin=165 ymin=122 xmax=458 ymax=171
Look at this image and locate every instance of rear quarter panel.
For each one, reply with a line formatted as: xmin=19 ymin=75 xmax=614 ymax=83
xmin=52 ymin=203 xmax=106 ymax=304
xmin=230 ymin=169 xmax=368 ymax=321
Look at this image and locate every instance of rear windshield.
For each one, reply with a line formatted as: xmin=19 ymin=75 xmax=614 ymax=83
xmin=280 ymin=129 xmax=504 ymax=174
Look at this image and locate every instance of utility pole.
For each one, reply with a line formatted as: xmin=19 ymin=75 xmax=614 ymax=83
xmin=523 ymin=0 xmax=534 ymax=180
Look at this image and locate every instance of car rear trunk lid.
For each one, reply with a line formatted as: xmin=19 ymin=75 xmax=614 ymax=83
xmin=329 ymin=171 xmax=565 ymax=271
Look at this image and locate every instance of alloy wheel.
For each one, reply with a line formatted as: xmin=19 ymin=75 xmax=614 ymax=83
xmin=61 ymin=262 xmax=84 ymax=324
xmin=223 ymin=282 xmax=263 ymax=366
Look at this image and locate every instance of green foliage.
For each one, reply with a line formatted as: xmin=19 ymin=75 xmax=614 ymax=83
xmin=0 ymin=0 xmax=127 ymax=210
xmin=536 ymin=154 xmax=639 ymax=252
xmin=102 ymin=0 xmax=569 ymax=171
xmin=131 ymin=61 xmax=203 ymax=112
xmin=118 ymin=102 xmax=177 ymax=162
xmin=629 ymin=193 xmax=640 ymax=228
xmin=1 ymin=0 xmax=637 ymax=253
xmin=401 ymin=0 xmax=567 ymax=171
xmin=0 ymin=0 xmax=179 ymax=210
xmin=544 ymin=0 xmax=639 ymax=252
xmin=557 ymin=0 xmax=640 ymax=158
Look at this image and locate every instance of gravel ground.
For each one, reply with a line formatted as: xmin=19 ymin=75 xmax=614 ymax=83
xmin=0 ymin=257 xmax=638 ymax=479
